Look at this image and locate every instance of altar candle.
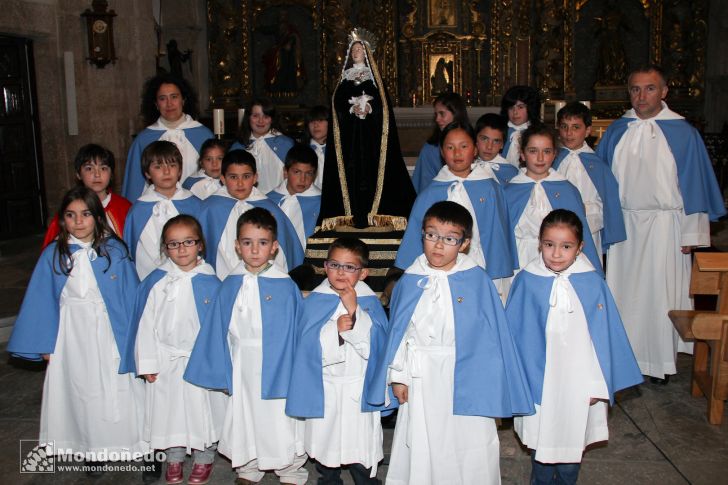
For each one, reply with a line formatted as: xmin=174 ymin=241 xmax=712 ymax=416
xmin=237 ymin=108 xmax=245 ymax=129
xmin=213 ymin=108 xmax=225 ymax=136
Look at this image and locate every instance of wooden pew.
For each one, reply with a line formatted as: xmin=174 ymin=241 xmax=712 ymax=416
xmin=669 ymin=252 xmax=728 ymax=424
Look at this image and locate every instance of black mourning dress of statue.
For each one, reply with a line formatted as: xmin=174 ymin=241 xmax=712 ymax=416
xmin=318 ymin=29 xmax=416 ymax=229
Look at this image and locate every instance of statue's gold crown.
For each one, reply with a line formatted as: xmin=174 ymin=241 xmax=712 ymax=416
xmin=348 ymin=27 xmax=377 ymax=52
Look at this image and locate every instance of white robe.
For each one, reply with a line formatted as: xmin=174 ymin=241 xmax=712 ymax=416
xmin=187 ymin=169 xmax=222 ymax=200
xmin=504 ymin=121 xmax=529 ymax=167
xmin=514 ymin=255 xmax=609 ymax=463
xmin=607 ymin=104 xmax=709 ymax=378
xmin=42 ymin=238 xmax=147 ymax=456
xmin=304 ymin=281 xmax=383 ymax=476
xmin=134 ymin=260 xmax=225 ymax=452
xmin=135 ymin=184 xmax=193 ymax=280
xmin=556 ymin=143 xmax=604 ymax=260
xmin=270 ymin=180 xmax=321 ymax=250
xmin=247 ymin=132 xmax=284 ymax=194
xmin=386 ymin=255 xmax=500 ymax=485
xmin=311 ymin=141 xmax=326 ymax=190
xmin=218 ymin=262 xmax=306 ymax=469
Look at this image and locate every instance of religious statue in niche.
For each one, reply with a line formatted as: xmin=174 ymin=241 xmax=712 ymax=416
xmin=665 ymin=0 xmax=692 ymax=89
xmin=429 ymin=0 xmax=456 ymax=27
xmin=593 ymin=1 xmax=629 ymax=86
xmin=166 ymin=39 xmax=192 ymax=79
xmin=261 ymin=11 xmax=307 ymax=96
xmin=535 ymin=0 xmax=564 ymax=94
xmin=430 ymin=56 xmax=454 ymax=96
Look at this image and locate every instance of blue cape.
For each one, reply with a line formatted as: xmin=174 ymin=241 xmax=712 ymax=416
xmin=502 ymin=126 xmax=518 ymax=161
xmin=184 ymin=274 xmax=302 ymax=398
xmin=119 ymin=269 xmax=221 ymax=374
xmin=199 ymin=195 xmax=304 ymax=272
xmin=489 ymin=162 xmax=519 ymax=185
xmin=367 ymin=266 xmax=534 ymax=417
xmin=595 ymin=117 xmax=726 ymax=221
xmin=504 ymin=179 xmax=603 ymax=275
xmin=122 ymin=125 xmax=213 ymax=201
xmin=8 ymin=238 xmax=139 ymax=364
xmin=394 ymin=178 xmax=518 ymax=278
xmin=553 ymin=149 xmax=627 ymax=250
xmin=266 ymin=190 xmax=322 ymax=241
xmin=505 ymin=268 xmax=643 ymax=404
xmin=229 ymin=134 xmax=294 ymax=163
xmin=411 ymin=143 xmax=442 ymax=194
xmin=285 ymin=292 xmax=395 ymax=418
xmin=122 ymin=197 xmax=203 ymax=262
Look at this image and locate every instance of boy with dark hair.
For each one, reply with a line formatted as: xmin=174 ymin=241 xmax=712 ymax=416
xmin=200 ymin=149 xmax=304 ymax=279
xmin=553 ymin=101 xmax=625 ymax=260
xmin=42 ymin=144 xmax=132 ymax=248
xmin=267 ymin=143 xmax=321 ymax=252
xmin=286 ymin=237 xmax=394 ymax=484
xmin=500 ymin=85 xmax=541 ymax=166
xmin=474 ymin=113 xmax=520 ymax=184
xmin=123 ymin=140 xmax=202 ymax=279
xmin=369 ymin=200 xmax=533 ymax=484
xmin=186 ymin=206 xmax=309 ymax=485
xmin=305 ymin=105 xmax=329 ymax=189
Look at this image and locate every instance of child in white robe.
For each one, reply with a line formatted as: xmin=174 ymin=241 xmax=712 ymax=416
xmin=8 ymin=186 xmax=147 ymax=469
xmin=182 ymin=138 xmax=225 ymax=200
xmin=500 ymin=85 xmax=541 ymax=167
xmin=372 ymin=201 xmax=532 ymax=485
xmin=506 ymin=209 xmax=642 ymax=484
xmin=305 ymin=105 xmax=329 ymax=190
xmin=286 ymin=237 xmax=392 ymax=484
xmin=185 ymin=207 xmax=308 ymax=485
xmin=126 ymin=215 xmax=224 ymax=485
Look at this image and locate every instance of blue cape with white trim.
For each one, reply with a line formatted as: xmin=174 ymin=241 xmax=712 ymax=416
xmin=119 ymin=269 xmax=221 ymax=374
xmin=505 ymin=267 xmax=643 ymax=405
xmin=553 ymin=149 xmax=626 ymax=250
xmin=229 ymin=134 xmax=294 ymax=163
xmin=411 ymin=143 xmax=442 ymax=194
xmin=266 ymin=190 xmax=322 ymax=241
xmin=394 ymin=177 xmax=518 ymax=278
xmin=366 ymin=264 xmax=534 ymax=417
xmin=285 ymin=291 xmax=395 ymax=418
xmin=504 ymin=179 xmax=603 ymax=275
xmin=122 ymin=125 xmax=213 ymax=201
xmin=199 ymin=194 xmax=304 ymax=273
xmin=184 ymin=273 xmax=302 ymax=397
xmin=122 ymin=197 xmax=202 ymax=262
xmin=595 ymin=117 xmax=726 ymax=221
xmin=8 ymin=238 xmax=139 ymax=364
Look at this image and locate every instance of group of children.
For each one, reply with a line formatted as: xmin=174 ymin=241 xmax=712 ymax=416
xmin=8 ymin=88 xmax=645 ymax=485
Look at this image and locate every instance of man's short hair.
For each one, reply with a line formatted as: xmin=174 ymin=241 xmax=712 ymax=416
xmin=284 ymin=143 xmax=318 ymax=171
xmin=474 ymin=113 xmax=508 ymax=138
xmin=422 ymin=201 xmax=473 ymax=241
xmin=628 ymin=64 xmax=667 ymax=86
xmin=222 ymin=149 xmax=257 ymax=176
xmin=327 ymin=237 xmax=369 ymax=267
xmin=236 ymin=207 xmax=278 ymax=240
xmin=557 ymin=102 xmax=592 ymax=127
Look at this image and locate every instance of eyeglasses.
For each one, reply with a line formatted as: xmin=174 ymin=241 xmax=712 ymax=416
xmin=422 ymin=231 xmax=463 ymax=246
xmin=324 ymin=260 xmax=362 ymax=273
xmin=165 ymin=239 xmax=200 ymax=250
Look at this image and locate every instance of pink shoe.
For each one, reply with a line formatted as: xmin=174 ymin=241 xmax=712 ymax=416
xmin=187 ymin=463 xmax=213 ymax=485
xmin=165 ymin=462 xmax=184 ymax=485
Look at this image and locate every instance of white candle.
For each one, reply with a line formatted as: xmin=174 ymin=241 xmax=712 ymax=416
xmin=213 ymin=109 xmax=224 ymax=136
xmin=237 ymin=108 xmax=245 ymax=129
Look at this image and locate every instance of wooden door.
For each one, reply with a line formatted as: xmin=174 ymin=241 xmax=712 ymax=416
xmin=0 ymin=35 xmax=45 ymax=239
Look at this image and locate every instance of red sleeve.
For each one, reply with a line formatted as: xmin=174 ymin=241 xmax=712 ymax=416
xmin=105 ymin=193 xmax=133 ymax=237
xmin=41 ymin=214 xmax=60 ymax=250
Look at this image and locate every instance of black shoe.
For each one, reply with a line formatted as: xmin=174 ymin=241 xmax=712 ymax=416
xmin=649 ymin=375 xmax=670 ymax=385
xmin=85 ymin=460 xmax=105 ymax=477
xmin=142 ymin=453 xmax=164 ymax=484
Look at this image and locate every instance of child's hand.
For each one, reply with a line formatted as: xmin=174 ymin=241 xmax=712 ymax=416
xmin=143 ymin=374 xmax=158 ymax=383
xmin=338 ymin=281 xmax=358 ymax=316
xmin=392 ymin=383 xmax=409 ymax=404
xmin=337 ymin=314 xmax=355 ymax=333
xmin=589 ymin=397 xmax=604 ymax=405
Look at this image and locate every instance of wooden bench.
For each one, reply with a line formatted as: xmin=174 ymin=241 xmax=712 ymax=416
xmin=669 ymin=252 xmax=728 ymax=424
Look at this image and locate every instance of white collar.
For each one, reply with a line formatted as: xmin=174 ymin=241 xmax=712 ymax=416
xmin=562 ymin=142 xmax=594 ymax=155
xmin=508 ymin=121 xmax=530 ymax=130
xmin=138 ymin=183 xmax=192 ymax=202
xmin=228 ymin=260 xmax=288 ymax=278
xmin=509 ymin=167 xmax=566 ymax=184
xmin=477 ymin=154 xmax=508 ymax=165
xmin=159 ymin=257 xmax=216 ymax=276
xmin=148 ymin=114 xmax=202 ymax=131
xmin=250 ymin=130 xmax=279 ymax=142
xmin=311 ymin=279 xmax=376 ymax=297
xmin=433 ymin=163 xmax=494 ymax=182
xmin=213 ymin=185 xmax=266 ymax=202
